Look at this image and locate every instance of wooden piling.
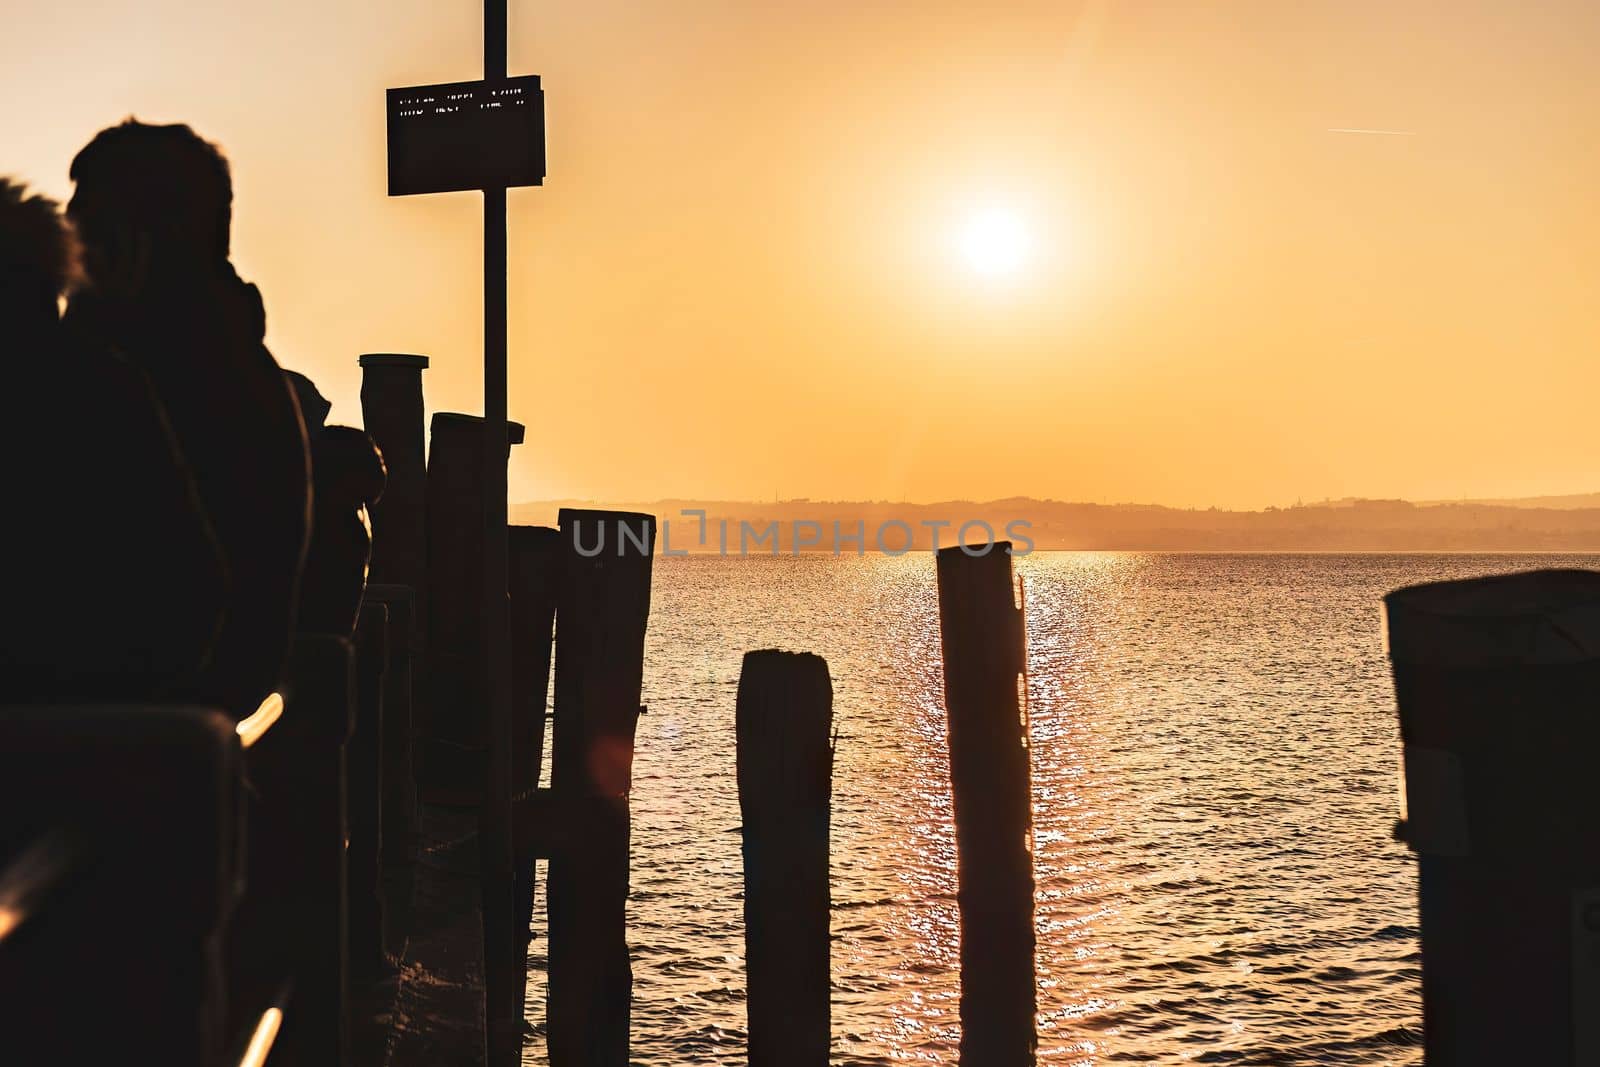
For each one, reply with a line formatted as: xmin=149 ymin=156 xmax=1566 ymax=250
xmin=479 ymin=525 xmax=562 ymax=1062
xmin=547 ymin=509 xmax=655 ymax=1067
xmin=258 ymin=634 xmax=356 ymax=1065
xmin=357 ymin=353 xmax=430 ymax=597
xmin=365 ymin=583 xmax=419 ymax=931
xmin=737 ymin=650 xmax=834 ymax=1067
xmin=509 ymin=526 xmax=560 ymax=935
xmin=419 ymin=412 xmax=524 ymax=804
xmin=349 ymin=601 xmax=390 ymax=978
xmin=935 ymin=544 xmax=1035 ymax=1066
xmin=358 ymin=356 xmax=427 ymax=942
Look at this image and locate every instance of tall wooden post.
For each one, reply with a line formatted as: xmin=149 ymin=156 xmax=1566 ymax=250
xmin=365 ymin=582 xmax=419 ymax=947
xmin=737 ymin=650 xmax=834 ymax=1067
xmin=349 ymin=602 xmax=390 ymax=980
xmin=356 ymin=354 xmax=429 ymax=924
xmin=268 ymin=635 xmax=356 ymax=1064
xmin=510 ymin=527 xmax=559 ymax=802
xmin=935 ymin=544 xmax=1035 ymax=1066
xmin=510 ymin=526 xmax=560 ymax=966
xmin=548 ymin=509 xmax=655 ymax=1067
xmin=356 ymin=352 xmax=429 ymax=599
xmin=421 ymin=414 xmax=524 ymax=803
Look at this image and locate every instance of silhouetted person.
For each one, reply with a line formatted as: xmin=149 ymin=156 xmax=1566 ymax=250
xmin=286 ymin=368 xmax=388 ymax=635
xmin=285 ymin=368 xmax=331 ymax=431
xmin=64 ymin=121 xmax=311 ymax=714
xmin=0 ymin=178 xmax=225 ymax=700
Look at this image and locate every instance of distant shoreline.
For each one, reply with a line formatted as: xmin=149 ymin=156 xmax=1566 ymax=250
xmin=510 ymin=495 xmax=1600 ymax=554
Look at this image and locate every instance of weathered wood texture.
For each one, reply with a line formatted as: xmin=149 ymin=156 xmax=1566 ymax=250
xmin=737 ymin=649 xmax=834 ymax=1067
xmin=935 ymin=545 xmax=1036 ymax=1066
xmin=547 ymin=509 xmax=655 ymax=1067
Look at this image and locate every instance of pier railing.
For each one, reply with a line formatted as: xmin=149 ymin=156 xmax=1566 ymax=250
xmin=0 ymin=626 xmax=382 ymax=1067
xmin=0 ymin=703 xmax=246 ymax=1064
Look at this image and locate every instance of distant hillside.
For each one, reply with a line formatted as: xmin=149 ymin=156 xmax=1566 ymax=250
xmin=512 ymin=497 xmax=1600 ymax=553
xmin=1414 ymin=491 xmax=1600 ymax=510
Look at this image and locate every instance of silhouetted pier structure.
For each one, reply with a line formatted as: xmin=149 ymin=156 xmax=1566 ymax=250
xmin=0 ymin=418 xmax=1063 ymax=1067
xmin=0 ymin=0 xmax=1076 ymax=1060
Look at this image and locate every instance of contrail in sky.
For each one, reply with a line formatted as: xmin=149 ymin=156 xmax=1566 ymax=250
xmin=1327 ymin=127 xmax=1417 ymax=136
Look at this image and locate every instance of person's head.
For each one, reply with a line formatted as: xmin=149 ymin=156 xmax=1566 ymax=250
xmin=67 ymin=120 xmax=233 ymax=290
xmin=0 ymin=178 xmax=78 ymax=334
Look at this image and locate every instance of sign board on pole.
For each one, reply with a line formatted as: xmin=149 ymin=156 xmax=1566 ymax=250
xmin=387 ymin=76 xmax=545 ymax=196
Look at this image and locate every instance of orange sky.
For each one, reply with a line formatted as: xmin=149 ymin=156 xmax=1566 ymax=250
xmin=5 ymin=0 xmax=1599 ymax=508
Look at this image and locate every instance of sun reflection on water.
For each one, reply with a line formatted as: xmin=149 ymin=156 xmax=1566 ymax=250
xmin=512 ymin=551 xmax=1525 ymax=1066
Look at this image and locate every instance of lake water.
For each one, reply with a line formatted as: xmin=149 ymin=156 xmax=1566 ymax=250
xmin=521 ymin=552 xmax=1597 ymax=1065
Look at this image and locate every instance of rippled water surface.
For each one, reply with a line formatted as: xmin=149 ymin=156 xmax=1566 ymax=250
xmin=522 ymin=553 xmax=1597 ymax=1065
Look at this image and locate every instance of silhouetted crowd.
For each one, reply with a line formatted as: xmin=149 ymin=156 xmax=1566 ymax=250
xmin=2 ymin=121 xmax=385 ymax=714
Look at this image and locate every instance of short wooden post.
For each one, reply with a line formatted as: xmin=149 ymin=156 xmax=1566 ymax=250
xmin=1386 ymin=569 xmax=1600 ymax=1065
xmin=737 ymin=650 xmax=834 ymax=1067
xmin=547 ymin=509 xmax=655 ymax=1067
xmin=357 ymin=353 xmax=429 ymax=597
xmin=935 ymin=544 xmax=1035 ymax=1066
xmin=349 ymin=601 xmax=389 ymax=978
xmin=419 ymin=412 xmax=524 ymax=804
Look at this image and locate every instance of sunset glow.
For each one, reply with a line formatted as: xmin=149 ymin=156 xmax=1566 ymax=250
xmin=5 ymin=4 xmax=1597 ymax=1066
xmin=4 ymin=3 xmax=1598 ymax=508
xmin=957 ymin=205 xmax=1031 ymax=280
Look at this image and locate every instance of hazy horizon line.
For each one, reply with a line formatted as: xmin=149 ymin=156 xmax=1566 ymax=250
xmin=511 ymin=489 xmax=1600 ymax=514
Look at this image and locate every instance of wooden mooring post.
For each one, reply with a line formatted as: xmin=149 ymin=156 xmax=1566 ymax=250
xmin=509 ymin=526 xmax=560 ymax=944
xmin=267 ymin=634 xmax=357 ymax=1064
xmin=357 ymin=353 xmax=429 ymax=599
xmin=365 ymin=582 xmax=419 ymax=944
xmin=935 ymin=544 xmax=1036 ymax=1065
xmin=547 ymin=509 xmax=655 ymax=1067
xmin=419 ymin=412 xmax=524 ymax=805
xmin=1386 ymin=569 xmax=1600 ymax=1065
xmin=480 ymin=524 xmax=560 ymax=1062
xmin=737 ymin=650 xmax=834 ymax=1067
xmin=349 ymin=601 xmax=390 ymax=979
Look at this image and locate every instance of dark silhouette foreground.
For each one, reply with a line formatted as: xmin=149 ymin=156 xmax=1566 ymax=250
xmin=64 ymin=120 xmax=312 ymax=713
xmin=0 ymin=177 xmax=225 ymax=701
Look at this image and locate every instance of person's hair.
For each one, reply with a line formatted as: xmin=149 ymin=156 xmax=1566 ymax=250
xmin=69 ymin=119 xmax=233 ymax=263
xmin=0 ymin=177 xmax=79 ymax=308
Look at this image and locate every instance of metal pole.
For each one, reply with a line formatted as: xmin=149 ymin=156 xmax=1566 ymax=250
xmin=481 ymin=0 xmax=518 ymax=1063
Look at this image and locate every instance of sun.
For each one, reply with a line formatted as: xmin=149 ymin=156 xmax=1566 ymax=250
xmin=957 ymin=205 xmax=1031 ymax=279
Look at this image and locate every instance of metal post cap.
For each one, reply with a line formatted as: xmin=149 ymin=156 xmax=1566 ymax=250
xmin=358 ymin=353 xmax=431 ymax=369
